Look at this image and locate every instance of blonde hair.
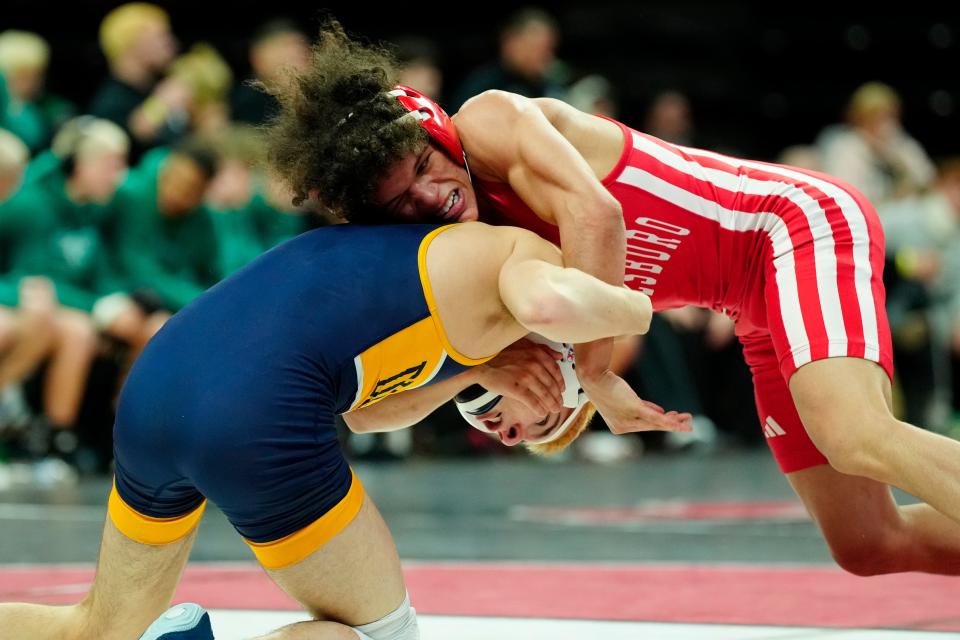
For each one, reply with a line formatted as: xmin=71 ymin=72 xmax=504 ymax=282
xmin=52 ymin=117 xmax=130 ymax=160
xmin=204 ymin=124 xmax=265 ymax=166
xmin=99 ymin=3 xmax=169 ymax=63
xmin=526 ymin=402 xmax=596 ymax=456
xmin=0 ymin=30 xmax=50 ymax=74
xmin=0 ymin=128 xmax=29 ymax=174
xmin=847 ymin=82 xmax=901 ymax=123
xmin=169 ymin=43 xmax=233 ymax=107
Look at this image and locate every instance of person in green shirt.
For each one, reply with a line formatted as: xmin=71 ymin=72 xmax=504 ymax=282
xmin=0 ymin=30 xmax=75 ymax=154
xmin=0 ymin=118 xmax=139 ymax=445
xmin=0 ymin=128 xmax=57 ymax=419
xmin=110 ymin=138 xmax=220 ymax=312
xmin=205 ymin=125 xmax=308 ymax=278
xmin=0 ymin=128 xmax=94 ymax=461
xmin=3 ymin=119 xmax=131 ymax=314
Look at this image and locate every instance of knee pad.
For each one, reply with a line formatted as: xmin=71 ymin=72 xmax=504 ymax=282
xmin=352 ymin=592 xmax=419 ymax=640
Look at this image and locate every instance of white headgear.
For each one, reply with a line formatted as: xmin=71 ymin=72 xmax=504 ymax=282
xmin=454 ymin=335 xmax=588 ymax=445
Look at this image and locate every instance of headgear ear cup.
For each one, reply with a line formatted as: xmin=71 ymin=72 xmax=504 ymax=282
xmin=388 ymin=86 xmax=467 ymax=168
xmin=454 ymin=336 xmax=590 ymax=445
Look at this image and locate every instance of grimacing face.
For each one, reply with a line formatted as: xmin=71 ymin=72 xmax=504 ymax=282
xmin=372 ymin=143 xmax=479 ymax=223
xmin=477 ymin=397 xmax=573 ymax=447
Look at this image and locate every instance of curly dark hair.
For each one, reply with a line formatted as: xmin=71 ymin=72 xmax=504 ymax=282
xmin=262 ymin=20 xmax=427 ymax=221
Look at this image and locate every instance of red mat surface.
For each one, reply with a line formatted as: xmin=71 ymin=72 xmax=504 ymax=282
xmin=1 ymin=563 xmax=957 ymax=631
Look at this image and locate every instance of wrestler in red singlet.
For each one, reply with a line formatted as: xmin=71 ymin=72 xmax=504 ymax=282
xmin=476 ymin=116 xmax=893 ymax=473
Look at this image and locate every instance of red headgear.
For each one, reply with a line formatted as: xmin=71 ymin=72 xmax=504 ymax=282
xmin=388 ymin=85 xmax=465 ymax=167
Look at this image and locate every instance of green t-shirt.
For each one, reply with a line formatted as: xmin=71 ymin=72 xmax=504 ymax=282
xmin=0 ymin=156 xmax=123 ymax=311
xmin=209 ymin=189 xmax=307 ymax=278
xmin=109 ymin=148 xmax=219 ymax=311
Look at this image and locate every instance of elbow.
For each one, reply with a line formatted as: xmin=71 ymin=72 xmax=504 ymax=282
xmin=636 ymin=293 xmax=653 ymax=334
xmin=512 ymin=282 xmax=573 ymax=339
xmin=342 ymin=412 xmax=370 ymax=434
xmin=563 ymin=195 xmax=623 ymax=234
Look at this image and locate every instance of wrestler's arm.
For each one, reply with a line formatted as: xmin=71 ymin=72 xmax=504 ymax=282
xmin=344 ymin=225 xmax=653 ymax=434
xmin=496 ymin=230 xmax=651 ymax=343
xmin=343 ymin=339 xmax=566 ymax=434
xmin=342 ymin=369 xmax=481 ymax=433
xmin=455 ymin=90 xmax=625 ymax=380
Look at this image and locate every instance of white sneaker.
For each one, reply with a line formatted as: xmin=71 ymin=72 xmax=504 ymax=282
xmin=576 ymin=431 xmax=642 ymax=464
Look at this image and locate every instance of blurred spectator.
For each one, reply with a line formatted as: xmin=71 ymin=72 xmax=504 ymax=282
xmin=450 ymin=7 xmax=566 ymax=112
xmin=0 ymin=30 xmax=75 ymax=153
xmin=395 ymin=37 xmax=443 ymax=101
xmin=878 ymin=158 xmax=960 ymax=426
xmin=778 ymin=144 xmax=821 ymax=171
xmin=816 ymin=82 xmax=935 ymax=205
xmin=566 ymin=74 xmax=617 ymax=118
xmin=206 ymin=125 xmax=307 ymax=278
xmin=2 ymin=118 xmax=129 ymax=315
xmin=645 ymin=90 xmax=694 ymax=146
xmin=0 ymin=128 xmax=27 ymax=202
xmin=168 ymin=43 xmax=233 ymax=136
xmin=0 ymin=129 xmax=50 ymax=425
xmin=108 ymin=139 xmax=220 ymax=312
xmin=232 ymin=20 xmax=309 ymax=126
xmin=0 ymin=121 xmax=125 ymax=457
xmin=89 ymin=3 xmax=185 ymax=160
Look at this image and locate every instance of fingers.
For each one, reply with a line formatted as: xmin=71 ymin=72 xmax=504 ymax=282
xmin=640 ymin=399 xmax=665 ymax=414
xmin=531 ymin=348 xmax=564 ymax=408
xmin=516 ymin=394 xmax=546 ymax=419
xmin=512 ymin=376 xmax=552 ymax=418
xmin=602 ymin=408 xmax=695 ymax=434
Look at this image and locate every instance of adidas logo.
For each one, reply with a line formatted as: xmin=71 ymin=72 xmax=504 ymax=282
xmin=763 ymin=415 xmax=787 ymax=438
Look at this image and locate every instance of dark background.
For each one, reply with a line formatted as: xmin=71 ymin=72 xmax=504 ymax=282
xmin=4 ymin=1 xmax=957 ymax=159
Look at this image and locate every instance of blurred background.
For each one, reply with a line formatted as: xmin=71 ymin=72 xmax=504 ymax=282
xmin=1 ymin=1 xmax=959 ymax=485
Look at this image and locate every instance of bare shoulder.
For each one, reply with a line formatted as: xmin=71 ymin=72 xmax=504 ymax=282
xmin=456 ymin=90 xmax=530 ymax=122
xmin=428 ymin=222 xmax=560 ymax=275
xmin=424 ymin=222 xmax=560 ymax=360
xmin=454 ymin=92 xmax=549 ymax=180
xmin=428 ymin=221 xmax=516 ymax=258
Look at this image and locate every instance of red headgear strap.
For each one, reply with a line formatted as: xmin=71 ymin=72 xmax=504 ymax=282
xmin=388 ymin=85 xmax=465 ymax=167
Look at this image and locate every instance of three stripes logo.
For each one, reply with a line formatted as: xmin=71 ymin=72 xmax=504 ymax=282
xmin=763 ymin=416 xmax=787 ymax=438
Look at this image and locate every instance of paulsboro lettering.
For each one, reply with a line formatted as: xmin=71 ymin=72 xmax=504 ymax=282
xmin=625 ymin=217 xmax=689 ymax=295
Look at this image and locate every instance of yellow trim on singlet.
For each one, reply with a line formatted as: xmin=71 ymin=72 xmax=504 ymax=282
xmin=417 ymin=224 xmax=497 ymax=367
xmin=245 ymin=469 xmax=365 ymax=570
xmin=108 ymin=483 xmax=206 ymax=545
xmin=350 ymin=315 xmax=449 ymax=411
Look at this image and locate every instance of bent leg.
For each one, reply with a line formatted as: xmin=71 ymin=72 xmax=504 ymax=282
xmin=0 ymin=517 xmax=196 ymax=640
xmin=790 ymin=357 xmax=960 ymax=526
xmin=788 ymin=464 xmax=960 ymax=575
xmin=253 ymin=494 xmax=410 ymax=639
xmin=0 ymin=307 xmax=56 ymax=387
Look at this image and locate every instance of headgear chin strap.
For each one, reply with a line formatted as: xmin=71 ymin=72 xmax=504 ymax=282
xmin=388 ymin=86 xmax=469 ymax=178
xmin=454 ymin=335 xmax=589 ymax=445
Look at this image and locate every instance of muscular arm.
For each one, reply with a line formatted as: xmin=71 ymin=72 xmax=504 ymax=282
xmin=456 ymin=91 xmax=625 ymax=379
xmin=342 ymin=368 xmax=480 ymax=433
xmin=498 ymin=245 xmax=651 ymax=343
xmin=344 ymin=223 xmax=652 ymax=434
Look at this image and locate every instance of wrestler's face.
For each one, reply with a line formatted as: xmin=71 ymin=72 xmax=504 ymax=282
xmin=372 ymin=143 xmax=479 ymax=224
xmin=477 ymin=399 xmax=573 ymax=447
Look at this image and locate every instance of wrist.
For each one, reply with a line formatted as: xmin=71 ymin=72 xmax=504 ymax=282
xmin=460 ymin=366 xmax=485 ymax=388
xmin=140 ymin=96 xmax=169 ymax=126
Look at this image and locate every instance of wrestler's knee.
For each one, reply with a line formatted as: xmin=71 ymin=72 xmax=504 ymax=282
xmin=805 ymin=412 xmax=901 ymax=480
xmin=353 ymin=593 xmax=419 ymax=640
xmin=822 ymin=523 xmax=908 ymax=576
xmin=55 ymin=310 xmax=97 ymax=354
